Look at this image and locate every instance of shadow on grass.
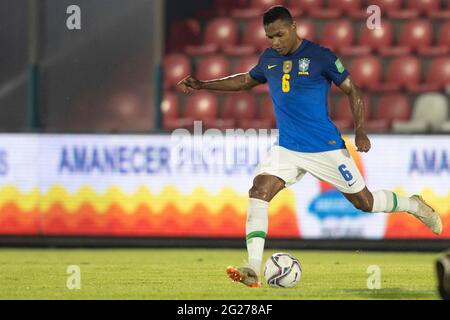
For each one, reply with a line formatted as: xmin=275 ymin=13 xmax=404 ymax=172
xmin=342 ymin=288 xmax=438 ymax=300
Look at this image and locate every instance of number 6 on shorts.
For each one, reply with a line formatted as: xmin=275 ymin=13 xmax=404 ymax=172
xmin=338 ymin=164 xmax=353 ymax=182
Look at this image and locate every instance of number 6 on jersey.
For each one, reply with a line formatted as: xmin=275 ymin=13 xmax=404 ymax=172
xmin=282 ymin=74 xmax=290 ymax=92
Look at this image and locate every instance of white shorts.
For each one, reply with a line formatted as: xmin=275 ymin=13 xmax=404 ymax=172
xmin=254 ymin=146 xmax=366 ymax=194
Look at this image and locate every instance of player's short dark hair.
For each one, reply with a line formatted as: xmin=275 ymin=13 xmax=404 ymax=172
xmin=263 ymin=6 xmax=293 ymax=26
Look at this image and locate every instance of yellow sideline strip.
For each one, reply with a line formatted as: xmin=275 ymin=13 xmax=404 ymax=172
xmin=0 ymin=185 xmax=295 ymax=215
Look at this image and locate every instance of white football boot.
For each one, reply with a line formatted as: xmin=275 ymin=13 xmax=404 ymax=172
xmin=226 ymin=264 xmax=261 ymax=288
xmin=410 ymin=195 xmax=442 ymax=235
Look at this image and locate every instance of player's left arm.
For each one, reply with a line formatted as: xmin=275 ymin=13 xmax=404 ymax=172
xmin=339 ymin=76 xmax=371 ymax=153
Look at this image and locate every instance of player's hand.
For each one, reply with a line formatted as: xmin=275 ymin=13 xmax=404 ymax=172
xmin=177 ymin=76 xmax=203 ymax=94
xmin=355 ymin=129 xmax=371 ymax=153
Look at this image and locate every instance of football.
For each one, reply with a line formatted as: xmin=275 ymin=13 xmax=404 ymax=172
xmin=264 ymin=252 xmax=302 ymax=288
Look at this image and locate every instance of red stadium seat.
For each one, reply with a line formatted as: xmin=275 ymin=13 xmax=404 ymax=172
xmin=213 ymin=0 xmax=247 ymax=16
xmin=419 ymin=21 xmax=450 ymax=56
xmin=231 ymin=0 xmax=288 ymax=19
xmin=332 ymin=95 xmax=371 ymax=131
xmin=161 ymin=92 xmax=179 ymax=120
xmin=375 ymin=56 xmax=422 ymax=92
xmin=184 ymin=91 xmax=236 ymax=130
xmin=340 ymin=0 xmax=367 ymax=18
xmin=184 ymin=92 xmax=219 ymax=121
xmin=366 ymin=95 xmax=411 ymax=132
xmin=320 ymin=20 xmax=355 ymax=53
xmin=205 ymin=18 xmax=239 ymax=49
xmin=223 ymin=20 xmax=257 ymax=55
xmin=380 ymin=20 xmax=434 ymax=56
xmin=407 ymin=57 xmax=450 ymax=93
xmin=295 ymin=19 xmax=316 ymax=41
xmin=196 ymin=55 xmax=230 ymax=80
xmin=249 ymin=0 xmax=286 ymax=11
xmin=367 ymin=0 xmax=402 ymax=12
xmin=359 ymin=20 xmax=394 ymax=53
xmin=430 ymin=0 xmax=450 ymax=19
xmin=234 ymin=55 xmax=259 ymax=74
xmin=368 ymin=0 xmax=419 ymax=19
xmin=223 ymin=92 xmax=258 ymax=128
xmin=349 ymin=56 xmax=381 ymax=90
xmin=166 ymin=19 xmax=201 ymax=53
xmin=399 ymin=20 xmax=433 ymax=52
xmin=310 ymin=1 xmax=341 ymax=19
xmin=185 ymin=18 xmax=239 ymax=55
xmin=288 ymin=0 xmax=341 ymax=19
xmin=183 ymin=91 xmax=232 ymax=130
xmin=308 ymin=0 xmax=363 ymax=18
xmin=333 ymin=0 xmax=363 ymax=13
xmin=288 ymin=0 xmax=323 ymax=14
xmin=321 ymin=19 xmax=371 ymax=56
xmin=438 ymin=21 xmax=450 ymax=47
xmin=240 ymin=95 xmax=276 ymax=129
xmin=243 ymin=19 xmax=271 ymax=53
xmin=407 ymin=0 xmax=441 ymax=14
xmin=426 ymin=57 xmax=450 ymax=90
xmin=161 ymin=92 xmax=192 ymax=130
xmin=163 ymin=53 xmax=192 ymax=90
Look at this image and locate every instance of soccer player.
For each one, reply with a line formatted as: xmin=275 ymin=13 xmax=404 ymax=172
xmin=178 ymin=6 xmax=442 ymax=288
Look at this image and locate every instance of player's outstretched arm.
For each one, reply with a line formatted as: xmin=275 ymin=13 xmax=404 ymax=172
xmin=177 ymin=73 xmax=260 ymax=94
xmin=339 ymin=76 xmax=371 ymax=153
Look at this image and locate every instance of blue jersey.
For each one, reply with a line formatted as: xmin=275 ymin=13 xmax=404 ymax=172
xmin=249 ymin=39 xmax=349 ymax=153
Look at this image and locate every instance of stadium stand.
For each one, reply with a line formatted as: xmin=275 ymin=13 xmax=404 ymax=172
xmin=366 ymin=94 xmax=412 ymax=131
xmin=295 ymin=19 xmax=316 ymax=41
xmin=185 ymin=18 xmax=239 ymax=55
xmin=392 ymin=92 xmax=449 ymax=133
xmin=242 ymin=18 xmax=272 ymax=52
xmin=359 ymin=20 xmax=395 ymax=53
xmin=163 ymin=0 xmax=450 ymax=132
xmin=164 ymin=53 xmax=192 ymax=90
xmin=166 ymin=18 xmax=202 ymax=53
xmin=374 ymin=56 xmax=422 ymax=92
xmin=223 ymin=92 xmax=258 ymax=127
xmin=332 ymin=94 xmax=371 ymax=132
xmin=184 ymin=91 xmax=220 ymax=129
xmin=162 ymin=92 xmax=184 ymax=130
xmin=320 ymin=20 xmax=357 ymax=54
xmin=348 ymin=55 xmax=381 ymax=90
xmin=234 ymin=55 xmax=259 ymax=74
xmin=196 ymin=54 xmax=231 ymax=80
xmin=232 ymin=0 xmax=292 ymax=19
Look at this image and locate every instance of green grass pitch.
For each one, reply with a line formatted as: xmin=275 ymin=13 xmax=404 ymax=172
xmin=0 ymin=248 xmax=440 ymax=299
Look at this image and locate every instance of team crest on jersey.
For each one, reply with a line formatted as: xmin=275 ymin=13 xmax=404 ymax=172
xmin=283 ymin=60 xmax=292 ymax=73
xmin=298 ymin=58 xmax=310 ymax=75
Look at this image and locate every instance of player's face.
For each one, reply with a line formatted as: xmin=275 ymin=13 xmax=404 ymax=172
xmin=264 ymin=19 xmax=297 ymax=56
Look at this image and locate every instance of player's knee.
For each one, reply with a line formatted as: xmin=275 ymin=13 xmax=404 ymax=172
xmin=249 ymin=185 xmax=272 ymax=202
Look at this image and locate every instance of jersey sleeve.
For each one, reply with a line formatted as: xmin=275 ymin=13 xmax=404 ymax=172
xmin=249 ymin=54 xmax=268 ymax=84
xmin=321 ymin=49 xmax=349 ymax=86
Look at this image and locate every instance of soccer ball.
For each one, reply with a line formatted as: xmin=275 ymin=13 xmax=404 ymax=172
xmin=264 ymin=252 xmax=302 ymax=288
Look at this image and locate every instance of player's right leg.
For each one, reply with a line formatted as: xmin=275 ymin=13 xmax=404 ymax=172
xmin=227 ymin=174 xmax=285 ymax=288
xmin=227 ymin=146 xmax=303 ymax=287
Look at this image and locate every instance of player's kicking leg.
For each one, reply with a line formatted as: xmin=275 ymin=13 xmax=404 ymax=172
xmin=226 ymin=174 xmax=285 ymax=288
xmin=344 ymin=187 xmax=442 ymax=235
xmin=300 ymin=148 xmax=442 ymax=235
